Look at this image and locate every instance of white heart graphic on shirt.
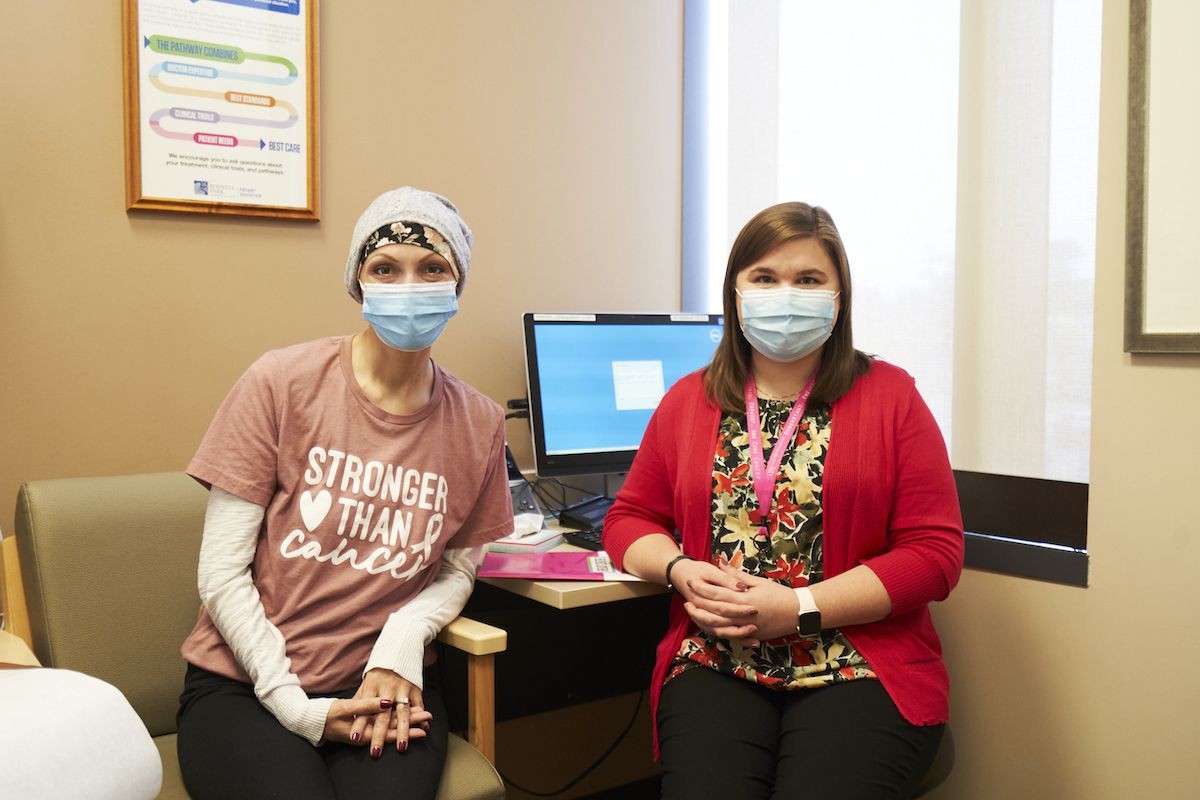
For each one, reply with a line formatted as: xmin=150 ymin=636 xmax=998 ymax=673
xmin=300 ymin=489 xmax=332 ymax=532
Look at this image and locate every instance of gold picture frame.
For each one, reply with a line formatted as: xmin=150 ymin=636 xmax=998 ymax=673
xmin=122 ymin=0 xmax=319 ymax=220
xmin=1125 ymin=0 xmax=1200 ymax=352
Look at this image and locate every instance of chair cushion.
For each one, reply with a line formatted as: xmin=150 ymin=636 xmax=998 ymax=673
xmin=156 ymin=732 xmax=502 ymax=800
xmin=438 ymin=734 xmax=507 ymax=800
xmin=16 ymin=473 xmax=207 ymax=736
xmin=154 ymin=735 xmax=190 ymax=800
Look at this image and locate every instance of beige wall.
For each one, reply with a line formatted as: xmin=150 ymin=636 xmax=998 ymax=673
xmin=929 ymin=0 xmax=1200 ymax=796
xmin=0 ymin=2 xmax=682 ymax=532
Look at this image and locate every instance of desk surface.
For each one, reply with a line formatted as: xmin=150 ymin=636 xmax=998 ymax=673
xmin=478 ymin=542 xmax=668 ymax=610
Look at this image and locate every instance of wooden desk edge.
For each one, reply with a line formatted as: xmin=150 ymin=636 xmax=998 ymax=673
xmin=478 ymin=575 xmax=667 ymax=610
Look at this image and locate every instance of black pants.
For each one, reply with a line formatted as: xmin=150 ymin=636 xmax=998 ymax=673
xmin=177 ymin=663 xmax=449 ymax=800
xmin=658 ymin=668 xmax=943 ymax=800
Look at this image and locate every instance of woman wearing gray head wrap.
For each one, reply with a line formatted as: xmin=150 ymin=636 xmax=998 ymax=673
xmin=176 ymin=188 xmax=513 ymax=799
xmin=345 ymin=186 xmax=474 ymax=301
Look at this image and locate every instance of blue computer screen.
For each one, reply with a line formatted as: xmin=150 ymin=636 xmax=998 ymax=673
xmin=532 ymin=321 xmax=723 ymax=455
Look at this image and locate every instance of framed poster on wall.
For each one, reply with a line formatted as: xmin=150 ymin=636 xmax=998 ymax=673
xmin=122 ymin=0 xmax=319 ymax=220
xmin=1125 ymin=0 xmax=1200 ymax=352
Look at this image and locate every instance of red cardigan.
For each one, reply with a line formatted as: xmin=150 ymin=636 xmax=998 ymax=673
xmin=603 ymin=360 xmax=963 ymax=755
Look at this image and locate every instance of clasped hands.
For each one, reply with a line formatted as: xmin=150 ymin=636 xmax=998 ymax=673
xmin=673 ymin=558 xmax=800 ymax=647
xmin=321 ymin=668 xmax=430 ymax=757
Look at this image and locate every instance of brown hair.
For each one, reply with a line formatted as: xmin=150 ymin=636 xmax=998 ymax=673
xmin=702 ymin=202 xmax=872 ymax=413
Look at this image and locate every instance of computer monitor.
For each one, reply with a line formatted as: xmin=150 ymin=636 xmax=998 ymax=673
xmin=522 ymin=312 xmax=724 ymax=477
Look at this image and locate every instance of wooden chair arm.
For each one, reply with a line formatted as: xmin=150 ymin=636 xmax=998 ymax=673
xmin=437 ymin=616 xmax=507 ymax=655
xmin=0 ymin=630 xmax=40 ymax=667
xmin=1 ymin=535 xmax=33 ymax=648
xmin=437 ymin=615 xmax=506 ymax=763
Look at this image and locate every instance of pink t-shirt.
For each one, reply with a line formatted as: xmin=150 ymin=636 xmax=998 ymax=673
xmin=181 ymin=336 xmax=514 ymax=693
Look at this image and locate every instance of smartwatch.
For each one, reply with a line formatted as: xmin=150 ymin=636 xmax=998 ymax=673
xmin=793 ymin=586 xmax=822 ymax=637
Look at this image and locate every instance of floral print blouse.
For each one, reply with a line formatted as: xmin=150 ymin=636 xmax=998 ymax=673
xmin=666 ymin=397 xmax=876 ymax=690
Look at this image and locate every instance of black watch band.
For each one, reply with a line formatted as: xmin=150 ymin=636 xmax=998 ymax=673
xmin=665 ymin=554 xmax=694 ymax=591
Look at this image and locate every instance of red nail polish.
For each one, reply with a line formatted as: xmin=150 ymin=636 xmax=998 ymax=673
xmin=379 ymin=699 xmax=393 ymax=709
xmin=737 ymin=582 xmax=748 ymax=591
xmin=399 ymin=740 xmax=409 ymax=752
xmin=350 ymin=732 xmax=360 ymax=743
xmin=371 ymin=746 xmax=382 ymax=759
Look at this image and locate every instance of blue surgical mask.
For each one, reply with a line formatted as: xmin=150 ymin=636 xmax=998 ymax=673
xmin=361 ymin=282 xmax=458 ymax=351
xmin=737 ymin=287 xmax=839 ymax=362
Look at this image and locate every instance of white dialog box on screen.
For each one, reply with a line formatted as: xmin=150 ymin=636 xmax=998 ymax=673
xmin=611 ymin=360 xmax=666 ymax=411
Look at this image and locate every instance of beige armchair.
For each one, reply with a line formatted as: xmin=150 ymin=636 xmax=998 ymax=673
xmin=4 ymin=472 xmax=506 ymax=800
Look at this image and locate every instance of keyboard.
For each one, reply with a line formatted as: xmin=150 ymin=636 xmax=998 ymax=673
xmin=562 ymin=525 xmax=604 ymax=551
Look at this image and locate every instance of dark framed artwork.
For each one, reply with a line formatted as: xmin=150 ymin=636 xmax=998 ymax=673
xmin=1125 ymin=0 xmax=1200 ymax=352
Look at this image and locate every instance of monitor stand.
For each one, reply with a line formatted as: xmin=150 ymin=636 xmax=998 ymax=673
xmin=558 ymin=495 xmax=613 ymax=529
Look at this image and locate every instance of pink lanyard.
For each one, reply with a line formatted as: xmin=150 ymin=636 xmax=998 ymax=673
xmin=744 ymin=373 xmax=816 ymax=536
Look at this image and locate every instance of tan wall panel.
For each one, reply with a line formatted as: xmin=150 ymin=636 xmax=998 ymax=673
xmin=929 ymin=0 xmax=1200 ymax=795
xmin=0 ymin=2 xmax=683 ymax=531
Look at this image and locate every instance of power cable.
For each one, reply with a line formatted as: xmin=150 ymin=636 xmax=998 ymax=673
xmin=497 ymin=689 xmax=645 ymax=797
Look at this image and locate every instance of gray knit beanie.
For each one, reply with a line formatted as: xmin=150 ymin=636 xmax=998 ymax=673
xmin=344 ymin=187 xmax=473 ymax=303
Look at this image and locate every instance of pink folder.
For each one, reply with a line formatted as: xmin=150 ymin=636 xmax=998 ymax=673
xmin=478 ymin=551 xmax=639 ymax=581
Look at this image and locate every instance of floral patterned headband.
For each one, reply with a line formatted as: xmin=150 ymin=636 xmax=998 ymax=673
xmin=359 ymin=222 xmax=458 ymax=278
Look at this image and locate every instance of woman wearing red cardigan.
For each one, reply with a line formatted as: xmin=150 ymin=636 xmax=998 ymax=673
xmin=603 ymin=202 xmax=963 ymax=799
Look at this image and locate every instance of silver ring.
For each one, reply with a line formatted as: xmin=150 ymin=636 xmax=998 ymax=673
xmin=395 ymin=697 xmax=411 ymax=705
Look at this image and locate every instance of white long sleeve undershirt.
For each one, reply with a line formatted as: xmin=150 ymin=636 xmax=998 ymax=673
xmin=197 ymin=487 xmax=478 ymax=745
